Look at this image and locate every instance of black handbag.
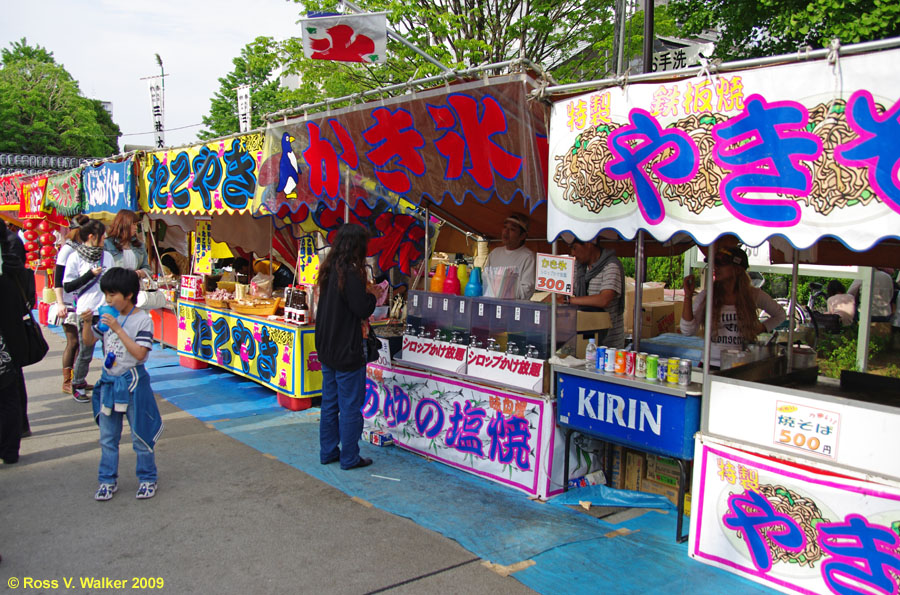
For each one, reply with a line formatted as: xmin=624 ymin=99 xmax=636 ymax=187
xmin=364 ymin=323 xmax=381 ymax=363
xmin=14 ymin=275 xmax=49 ymax=367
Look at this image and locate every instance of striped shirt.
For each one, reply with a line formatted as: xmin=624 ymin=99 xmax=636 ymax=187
xmin=93 ymin=308 xmax=154 ymax=376
xmin=587 ymin=260 xmax=624 ymax=349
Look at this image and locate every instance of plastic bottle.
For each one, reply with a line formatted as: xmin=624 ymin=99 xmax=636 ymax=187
xmin=430 ymin=263 xmax=446 ymax=293
xmin=456 ymin=263 xmax=470 ymax=290
xmin=443 ymin=264 xmax=461 ymax=295
xmin=584 ymin=338 xmax=598 ymax=369
xmin=463 ymin=266 xmax=483 ymax=297
xmin=104 ymin=351 xmax=117 ymax=370
xmin=96 ymin=305 xmax=119 ymax=332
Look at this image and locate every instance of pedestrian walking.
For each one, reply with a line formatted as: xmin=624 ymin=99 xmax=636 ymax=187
xmin=54 ymin=214 xmax=90 ymax=394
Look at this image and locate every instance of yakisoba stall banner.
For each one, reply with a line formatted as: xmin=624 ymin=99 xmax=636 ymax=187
xmin=548 ymin=48 xmax=900 ymax=251
xmin=139 ymin=133 xmax=264 ymax=215
xmin=689 ymin=437 xmax=900 ymax=595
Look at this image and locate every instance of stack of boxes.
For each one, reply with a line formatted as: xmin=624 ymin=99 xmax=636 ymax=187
xmin=620 ymin=449 xmax=692 ymax=515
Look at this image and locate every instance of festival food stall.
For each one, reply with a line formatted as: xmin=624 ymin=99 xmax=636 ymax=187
xmin=254 ymin=67 xmax=613 ymax=499
xmin=546 ymin=37 xmax=900 ymax=592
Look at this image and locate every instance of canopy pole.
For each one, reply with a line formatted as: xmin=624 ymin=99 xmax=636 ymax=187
xmin=551 ymin=239 xmax=558 ymax=359
xmin=856 ymin=267 xmax=875 ymax=372
xmin=632 ymin=230 xmax=646 ymax=352
xmin=423 ymin=207 xmax=431 ymax=291
xmin=701 ymin=239 xmax=716 ymax=395
xmin=642 ymin=0 xmax=654 ymax=74
xmin=787 ymin=250 xmax=799 ymax=371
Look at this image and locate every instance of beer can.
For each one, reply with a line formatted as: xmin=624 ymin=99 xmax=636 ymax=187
xmin=604 ymin=346 xmax=616 ymax=372
xmin=666 ymin=357 xmax=680 ymax=384
xmin=635 ymin=352 xmax=647 ymax=379
xmin=596 ymin=346 xmax=607 ymax=371
xmin=614 ymin=349 xmax=626 ymax=374
xmin=678 ymin=359 xmax=692 ymax=386
xmin=646 ymin=354 xmax=659 ymax=381
xmin=624 ymin=351 xmax=636 ymax=376
xmin=656 ymin=357 xmax=668 ymax=382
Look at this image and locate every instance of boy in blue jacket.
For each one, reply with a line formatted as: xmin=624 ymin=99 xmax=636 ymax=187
xmin=80 ymin=267 xmax=162 ymax=501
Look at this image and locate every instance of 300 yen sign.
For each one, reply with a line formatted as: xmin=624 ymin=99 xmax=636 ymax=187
xmin=536 ymin=277 xmax=570 ymax=292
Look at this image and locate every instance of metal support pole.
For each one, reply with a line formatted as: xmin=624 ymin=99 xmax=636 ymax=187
xmin=642 ymin=0 xmax=654 ymax=74
xmin=423 ymin=208 xmax=431 ymax=291
xmin=787 ymin=250 xmax=800 ymax=372
xmin=551 ymin=240 xmax=558 ymax=358
xmin=613 ymin=0 xmax=627 ymax=76
xmin=633 ymin=231 xmax=646 ymax=352
xmin=856 ymin=267 xmax=875 ymax=372
xmin=701 ymin=240 xmax=716 ymax=392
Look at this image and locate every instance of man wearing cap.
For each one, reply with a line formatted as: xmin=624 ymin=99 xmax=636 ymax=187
xmin=484 ymin=213 xmax=535 ymax=300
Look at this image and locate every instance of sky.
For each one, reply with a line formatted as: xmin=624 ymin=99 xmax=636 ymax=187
xmin=0 ymin=0 xmax=304 ymax=152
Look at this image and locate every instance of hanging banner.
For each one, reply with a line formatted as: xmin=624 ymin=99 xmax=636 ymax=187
xmin=236 ymin=84 xmax=251 ymax=134
xmin=689 ymin=437 xmax=900 ymax=595
xmin=548 ymin=49 xmax=900 ymax=251
xmin=42 ymin=168 xmax=84 ymax=217
xmin=0 ymin=174 xmax=23 ymax=211
xmin=149 ymin=78 xmax=165 ymax=149
xmin=177 ymin=302 xmax=323 ymax=398
xmin=82 ymin=159 xmax=137 ymax=216
xmin=301 ymin=12 xmax=388 ymax=64
xmin=19 ymin=175 xmax=48 ymax=219
xmin=193 ymin=219 xmax=213 ymax=275
xmin=363 ymin=364 xmax=565 ymax=498
xmin=139 ymin=133 xmax=263 ymax=215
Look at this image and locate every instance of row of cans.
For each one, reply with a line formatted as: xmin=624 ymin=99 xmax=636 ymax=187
xmin=595 ymin=347 xmax=692 ymax=386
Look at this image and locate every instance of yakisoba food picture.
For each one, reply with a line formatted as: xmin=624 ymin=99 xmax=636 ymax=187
xmin=553 ymin=100 xmax=886 ymax=217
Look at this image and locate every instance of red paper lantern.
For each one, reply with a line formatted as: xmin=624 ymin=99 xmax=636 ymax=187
xmin=38 ymin=220 xmax=52 ymax=232
xmin=39 ymin=258 xmax=55 ymax=270
xmin=40 ymin=245 xmax=57 ymax=258
xmin=23 ymin=220 xmax=38 ymax=231
xmin=39 ymin=232 xmax=55 ymax=245
xmin=26 ymin=251 xmax=39 ymax=262
xmin=23 ymin=230 xmax=38 ymax=242
xmin=24 ymin=241 xmax=39 ymax=253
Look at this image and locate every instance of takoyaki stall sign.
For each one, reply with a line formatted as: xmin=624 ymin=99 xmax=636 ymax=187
xmin=547 ymin=48 xmax=900 ymax=251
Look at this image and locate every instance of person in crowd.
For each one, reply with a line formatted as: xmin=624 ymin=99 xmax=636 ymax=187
xmin=0 ymin=221 xmax=35 ymax=463
xmin=54 ymin=214 xmax=91 ymax=394
xmin=848 ymin=268 xmax=897 ymax=322
xmin=63 ymin=220 xmax=114 ymax=403
xmin=314 ymin=224 xmax=383 ymax=470
xmin=103 ymin=209 xmax=151 ymax=279
xmin=484 ymin=213 xmax=536 ymax=300
xmin=826 ymin=280 xmax=856 ymax=326
xmin=681 ymin=246 xmax=786 ymax=367
xmin=84 ymin=267 xmax=161 ymax=501
xmin=565 ymin=236 xmax=626 ymax=349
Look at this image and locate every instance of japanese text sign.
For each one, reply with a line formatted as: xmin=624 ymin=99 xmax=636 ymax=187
xmin=236 ymin=85 xmax=251 ymax=134
xmin=18 ymin=175 xmax=48 ymax=220
xmin=139 ymin=133 xmax=263 ymax=215
xmin=82 ymin=159 xmax=137 ymax=216
xmin=466 ymin=347 xmax=544 ymax=393
xmin=193 ymin=219 xmax=212 ymax=275
xmin=401 ymin=334 xmax=467 ymax=374
xmin=148 ymin=78 xmax=165 ymax=149
xmin=548 ymin=49 xmax=900 ymax=251
xmin=43 ymin=169 xmax=83 ymax=217
xmin=535 ymin=253 xmax=574 ymax=295
xmin=690 ymin=437 xmax=900 ymax=595
xmin=773 ymin=400 xmax=840 ymax=460
xmin=0 ymin=174 xmax=23 ymax=210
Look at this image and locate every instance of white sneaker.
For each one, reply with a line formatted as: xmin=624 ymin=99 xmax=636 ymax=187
xmin=136 ymin=482 xmax=157 ymax=499
xmin=94 ymin=483 xmax=118 ymax=501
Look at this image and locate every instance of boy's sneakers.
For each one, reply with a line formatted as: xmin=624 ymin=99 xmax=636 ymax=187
xmin=136 ymin=482 xmax=157 ymax=499
xmin=72 ymin=386 xmax=90 ymax=403
xmin=94 ymin=483 xmax=118 ymax=501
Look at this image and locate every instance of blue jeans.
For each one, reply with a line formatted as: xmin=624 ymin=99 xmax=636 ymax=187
xmin=73 ymin=315 xmax=98 ymax=387
xmin=319 ymin=363 xmax=366 ymax=469
xmin=98 ymin=405 xmax=157 ymax=484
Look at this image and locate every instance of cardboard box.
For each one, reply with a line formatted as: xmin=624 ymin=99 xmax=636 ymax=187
xmin=641 ymin=301 xmax=676 ymax=339
xmin=646 ymin=453 xmax=681 ymax=483
xmin=575 ymin=311 xmax=611 ymax=358
xmin=361 ymin=429 xmax=394 ymax=447
xmin=624 ymin=279 xmax=666 ymax=334
xmin=608 ymin=444 xmax=625 ymax=490
xmin=665 ymin=296 xmax=685 ymax=332
xmin=641 ymin=477 xmax=691 ymax=516
xmin=624 ymin=450 xmax=645 ymax=492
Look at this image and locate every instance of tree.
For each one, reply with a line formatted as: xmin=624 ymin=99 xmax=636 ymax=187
xmin=670 ymin=0 xmax=900 ymax=61
xmin=0 ymin=38 xmax=121 ymax=157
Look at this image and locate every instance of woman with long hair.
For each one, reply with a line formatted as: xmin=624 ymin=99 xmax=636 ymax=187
xmin=103 ymin=209 xmax=151 ymax=279
xmin=314 ymin=224 xmax=383 ymax=470
xmin=680 ymin=245 xmax=786 ymax=367
xmin=63 ymin=219 xmax=114 ymax=402
xmin=54 ymin=214 xmax=90 ymax=394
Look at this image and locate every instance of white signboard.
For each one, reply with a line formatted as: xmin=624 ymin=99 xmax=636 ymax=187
xmin=535 ymin=253 xmax=575 ymax=295
xmin=236 ymin=84 xmax=251 ymax=133
xmin=690 ymin=436 xmax=900 ymax=595
xmin=651 ymin=42 xmax=715 ymax=73
xmin=466 ymin=347 xmax=545 ymax=393
xmin=400 ymin=335 xmax=467 ymax=374
xmin=148 ymin=79 xmax=165 ymax=149
xmin=773 ymin=400 xmax=840 ymax=460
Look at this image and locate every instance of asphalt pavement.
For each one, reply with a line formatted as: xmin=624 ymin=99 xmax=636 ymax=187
xmin=0 ymin=328 xmax=535 ymax=594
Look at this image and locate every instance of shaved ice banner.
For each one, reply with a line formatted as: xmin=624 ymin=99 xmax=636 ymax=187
xmin=548 ymin=48 xmax=900 ymax=251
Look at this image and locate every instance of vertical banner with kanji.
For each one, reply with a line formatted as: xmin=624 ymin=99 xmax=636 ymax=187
xmin=236 ymin=85 xmax=251 ymax=133
xmin=690 ymin=436 xmax=900 ymax=595
xmin=193 ymin=218 xmax=212 ymax=275
xmin=148 ymin=78 xmax=165 ymax=149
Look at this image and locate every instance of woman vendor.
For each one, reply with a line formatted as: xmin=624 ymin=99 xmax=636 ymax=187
xmin=680 ymin=245 xmax=786 ymax=367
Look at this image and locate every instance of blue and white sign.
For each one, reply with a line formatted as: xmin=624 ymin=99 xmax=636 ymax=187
xmin=82 ymin=159 xmax=136 ymax=215
xmin=556 ymin=371 xmax=700 ymax=459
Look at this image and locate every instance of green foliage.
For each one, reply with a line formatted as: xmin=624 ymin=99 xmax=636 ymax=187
xmin=816 ymin=326 xmax=895 ymax=378
xmin=0 ymin=38 xmax=120 ymax=157
xmin=621 ymin=252 xmax=686 ymax=288
xmin=670 ymin=0 xmax=900 ymax=61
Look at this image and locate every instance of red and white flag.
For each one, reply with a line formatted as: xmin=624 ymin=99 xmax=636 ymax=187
xmin=301 ymin=12 xmax=388 ymax=64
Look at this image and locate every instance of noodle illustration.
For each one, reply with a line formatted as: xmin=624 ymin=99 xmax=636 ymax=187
xmin=553 ymin=123 xmax=632 ymax=213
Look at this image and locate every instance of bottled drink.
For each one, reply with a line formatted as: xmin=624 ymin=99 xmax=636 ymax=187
xmin=584 ymin=338 xmax=597 ymax=369
xmin=104 ymin=351 xmax=117 ymax=370
xmin=442 ymin=264 xmax=461 ymax=295
xmin=429 ymin=263 xmax=446 ymax=293
xmin=463 ymin=267 xmax=483 ymax=297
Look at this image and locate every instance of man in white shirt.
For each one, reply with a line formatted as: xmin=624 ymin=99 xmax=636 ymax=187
xmin=484 ymin=213 xmax=535 ymax=300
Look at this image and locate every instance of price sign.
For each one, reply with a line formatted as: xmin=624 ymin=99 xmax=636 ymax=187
xmin=772 ymin=400 xmax=840 ymax=459
xmin=535 ymin=253 xmax=574 ymax=295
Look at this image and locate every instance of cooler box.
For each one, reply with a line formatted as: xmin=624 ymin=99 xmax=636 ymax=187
xmin=639 ymin=333 xmax=704 ymax=363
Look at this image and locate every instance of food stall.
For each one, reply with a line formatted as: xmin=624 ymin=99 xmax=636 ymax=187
xmin=545 ymin=37 xmax=900 ymax=592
